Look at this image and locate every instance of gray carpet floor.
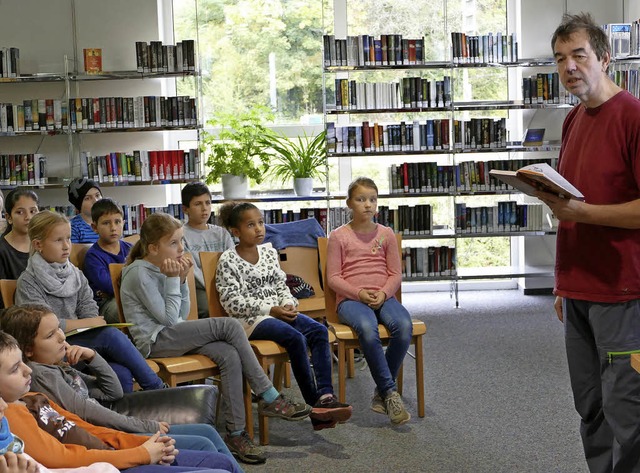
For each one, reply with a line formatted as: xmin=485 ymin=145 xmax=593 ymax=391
xmin=242 ymin=290 xmax=588 ymax=473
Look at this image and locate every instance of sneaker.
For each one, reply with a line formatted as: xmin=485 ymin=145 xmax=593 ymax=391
xmin=310 ymin=394 xmax=353 ymax=424
xmin=224 ymin=431 xmax=266 ymax=464
xmin=384 ymin=391 xmax=410 ymax=425
xmin=311 ymin=417 xmax=339 ymax=431
xmin=258 ymin=394 xmax=312 ymax=421
xmin=370 ymin=391 xmax=386 ymax=415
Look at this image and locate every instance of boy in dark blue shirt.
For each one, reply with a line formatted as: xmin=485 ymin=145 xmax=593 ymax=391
xmin=82 ymin=198 xmax=132 ymax=324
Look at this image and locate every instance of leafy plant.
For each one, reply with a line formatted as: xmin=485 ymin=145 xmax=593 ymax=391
xmin=201 ymin=106 xmax=276 ymax=185
xmin=264 ymin=131 xmax=327 ymax=182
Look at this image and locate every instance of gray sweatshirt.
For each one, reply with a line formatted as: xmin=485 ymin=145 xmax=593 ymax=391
xmin=28 ymin=354 xmax=160 ymax=433
xmin=120 ymin=259 xmax=189 ymax=357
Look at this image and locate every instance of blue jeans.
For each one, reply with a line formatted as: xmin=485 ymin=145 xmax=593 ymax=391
xmin=143 ymin=424 xmax=243 ymax=473
xmin=123 ymin=449 xmax=241 ymax=473
xmin=68 ymin=326 xmax=164 ymax=392
xmin=338 ymin=297 xmax=412 ymax=397
xmin=249 ymin=314 xmax=332 ymax=405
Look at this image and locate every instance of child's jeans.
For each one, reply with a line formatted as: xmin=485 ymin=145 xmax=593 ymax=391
xmin=69 ymin=326 xmax=164 ymax=392
xmin=249 ymin=313 xmax=333 ymax=405
xmin=337 ymin=297 xmax=412 ymax=397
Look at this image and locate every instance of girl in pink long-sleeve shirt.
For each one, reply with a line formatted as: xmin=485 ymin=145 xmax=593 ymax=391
xmin=326 ymin=177 xmax=413 ymax=426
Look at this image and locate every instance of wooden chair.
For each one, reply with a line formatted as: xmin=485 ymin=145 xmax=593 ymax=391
xmin=123 ymin=234 xmax=140 ymax=245
xmin=318 ymin=235 xmax=426 ymax=418
xmin=0 ymin=277 xmax=160 ymax=376
xmin=0 ymin=279 xmax=16 ymax=308
xmin=277 ymin=246 xmax=325 ymax=320
xmin=109 ymin=260 xmax=219 ymax=387
xmin=70 ymin=243 xmax=91 ymax=271
xmin=200 ymin=250 xmax=289 ymax=445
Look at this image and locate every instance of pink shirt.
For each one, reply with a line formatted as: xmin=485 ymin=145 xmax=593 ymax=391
xmin=327 ymin=224 xmax=402 ymax=307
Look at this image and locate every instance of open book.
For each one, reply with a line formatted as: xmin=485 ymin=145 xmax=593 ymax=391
xmin=64 ymin=322 xmax=133 ymax=337
xmin=489 ymin=162 xmax=584 ymax=201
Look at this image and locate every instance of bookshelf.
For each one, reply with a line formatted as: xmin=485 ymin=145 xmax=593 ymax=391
xmin=0 ymin=0 xmax=202 ymax=211
xmin=321 ymin=23 xmax=572 ymax=304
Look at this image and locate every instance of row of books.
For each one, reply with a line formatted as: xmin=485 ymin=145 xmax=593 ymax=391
xmin=376 ymin=204 xmax=433 ymax=236
xmin=80 ymin=149 xmax=201 ymax=184
xmin=455 ymin=202 xmax=546 ymax=233
xmin=45 ymin=203 xmax=185 ymax=236
xmin=328 ymin=117 xmax=509 ymax=155
xmin=610 ymin=68 xmax=640 ymax=99
xmin=402 ymin=246 xmax=457 ymax=278
xmin=389 ymin=158 xmax=558 ymax=194
xmin=0 ymin=154 xmax=47 ymax=186
xmin=0 ymin=47 xmax=19 ymax=78
xmin=135 ymin=40 xmax=196 ymax=73
xmin=323 ymin=34 xmax=427 ymax=68
xmin=450 ymin=32 xmax=518 ymax=64
xmin=522 ymin=73 xmax=577 ymax=105
xmin=0 ymin=95 xmax=197 ymax=133
xmin=603 ymin=23 xmax=633 ymax=58
xmin=327 ymin=120 xmax=451 ymax=154
xmin=333 ymin=76 xmax=452 ymax=111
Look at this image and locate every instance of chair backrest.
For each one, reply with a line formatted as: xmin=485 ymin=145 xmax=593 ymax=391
xmin=110 ymin=255 xmax=198 ymax=325
xmin=0 ymin=279 xmax=17 ymax=308
xmin=318 ymin=233 xmax=402 ymax=324
xmin=200 ymin=251 xmax=226 ymax=318
xmin=123 ymin=234 xmax=140 ymax=245
xmin=278 ymin=246 xmax=324 ymax=299
xmin=70 ymin=243 xmax=91 ymax=271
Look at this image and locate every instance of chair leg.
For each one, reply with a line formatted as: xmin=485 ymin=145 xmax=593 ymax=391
xmin=259 ymin=359 xmax=270 ymax=445
xmin=347 ymin=349 xmax=355 ymax=378
xmin=243 ymin=378 xmax=254 ymax=440
xmin=273 ymin=361 xmax=284 ymax=391
xmin=337 ymin=342 xmax=347 ymax=403
xmin=415 ymin=335 xmax=425 ymax=418
xmin=283 ymin=361 xmax=291 ymax=388
xmin=397 ymin=364 xmax=404 ymax=395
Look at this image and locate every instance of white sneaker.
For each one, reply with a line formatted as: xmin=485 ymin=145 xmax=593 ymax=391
xmin=384 ymin=391 xmax=410 ymax=425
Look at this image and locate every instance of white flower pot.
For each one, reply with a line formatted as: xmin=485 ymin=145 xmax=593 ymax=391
xmin=221 ymin=174 xmax=248 ymax=199
xmin=293 ymin=177 xmax=314 ymax=196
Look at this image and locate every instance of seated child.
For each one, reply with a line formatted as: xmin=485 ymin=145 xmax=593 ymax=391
xmin=0 ymin=304 xmax=243 ymax=472
xmin=0 ymin=394 xmax=120 ymax=473
xmin=326 ymin=177 xmax=413 ymax=425
xmin=83 ymin=198 xmax=133 ymax=324
xmin=181 ymin=182 xmax=234 ymax=318
xmin=216 ymin=202 xmax=352 ymax=431
xmin=68 ymin=178 xmax=102 ymax=244
xmin=0 ymin=331 xmax=239 ymax=473
xmin=120 ymin=212 xmax=311 ymax=465
xmin=0 ymin=189 xmax=39 ymax=282
xmin=15 ymin=210 xmax=165 ymax=393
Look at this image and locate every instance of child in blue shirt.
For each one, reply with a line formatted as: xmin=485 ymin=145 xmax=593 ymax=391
xmin=68 ymin=178 xmax=102 ymax=244
xmin=83 ymin=198 xmax=132 ymax=324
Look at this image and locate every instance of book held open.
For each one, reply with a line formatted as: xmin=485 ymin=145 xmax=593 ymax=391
xmin=489 ymin=162 xmax=584 ymax=201
xmin=64 ymin=322 xmax=133 ymax=337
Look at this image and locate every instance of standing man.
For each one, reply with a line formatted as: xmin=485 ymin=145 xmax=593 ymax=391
xmin=539 ymin=12 xmax=640 ymax=473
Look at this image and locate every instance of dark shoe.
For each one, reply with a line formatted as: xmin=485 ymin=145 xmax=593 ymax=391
xmin=311 ymin=417 xmax=338 ymax=431
xmin=258 ymin=394 xmax=312 ymax=421
xmin=310 ymin=394 xmax=353 ymax=423
xmin=224 ymin=431 xmax=266 ymax=464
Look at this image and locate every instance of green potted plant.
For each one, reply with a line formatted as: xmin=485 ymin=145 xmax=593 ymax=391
xmin=264 ymin=131 xmax=327 ymax=196
xmin=201 ymin=106 xmax=276 ymax=198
